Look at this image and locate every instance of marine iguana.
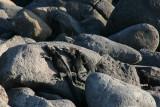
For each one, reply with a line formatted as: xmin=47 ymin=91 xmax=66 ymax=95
xmin=40 ymin=45 xmax=83 ymax=106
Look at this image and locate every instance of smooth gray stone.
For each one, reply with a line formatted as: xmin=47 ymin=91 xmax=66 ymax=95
xmin=105 ymin=0 xmax=160 ymax=51
xmin=74 ymin=34 xmax=142 ymax=64
xmin=86 ymin=72 xmax=156 ymax=107
xmin=108 ymin=23 xmax=159 ymax=51
xmin=137 ymin=49 xmax=160 ymax=68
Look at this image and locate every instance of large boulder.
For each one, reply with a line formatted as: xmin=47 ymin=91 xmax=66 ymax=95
xmin=50 ymin=10 xmax=84 ymax=36
xmin=10 ymin=9 xmax=52 ymax=41
xmin=108 ymin=23 xmax=159 ymax=51
xmin=74 ymin=34 xmax=142 ymax=64
xmin=0 ymin=41 xmax=101 ymax=103
xmin=105 ymin=0 xmax=160 ymax=51
xmin=96 ymin=54 xmax=140 ymax=87
xmin=64 ymin=1 xmax=107 ymax=25
xmin=86 ymin=72 xmax=156 ymax=107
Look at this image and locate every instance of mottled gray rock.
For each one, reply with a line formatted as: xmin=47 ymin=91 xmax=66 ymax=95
xmin=0 ymin=9 xmax=8 ymax=19
xmin=74 ymin=34 xmax=142 ymax=64
xmin=0 ymin=1 xmax=22 ymax=18
xmin=10 ymin=9 xmax=52 ymax=41
xmin=64 ymin=1 xmax=106 ymax=25
xmin=37 ymin=92 xmax=62 ymax=100
xmin=49 ymin=99 xmax=76 ymax=107
xmin=0 ymin=36 xmax=26 ymax=56
xmin=108 ymin=23 xmax=159 ymax=51
xmin=7 ymin=87 xmax=54 ymax=107
xmin=50 ymin=10 xmax=83 ymax=36
xmin=96 ymin=54 xmax=140 ymax=87
xmin=80 ymin=17 xmax=105 ymax=35
xmin=137 ymin=49 xmax=160 ymax=68
xmin=0 ymin=41 xmax=101 ymax=102
xmin=86 ymin=72 xmax=156 ymax=107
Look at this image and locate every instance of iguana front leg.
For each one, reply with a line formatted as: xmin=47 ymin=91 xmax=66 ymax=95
xmin=40 ymin=52 xmax=52 ymax=61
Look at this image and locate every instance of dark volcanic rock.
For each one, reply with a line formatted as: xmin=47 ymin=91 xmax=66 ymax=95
xmin=10 ymin=9 xmax=52 ymax=41
xmin=0 ymin=19 xmax=10 ymax=35
xmin=36 ymin=92 xmax=62 ymax=100
xmin=80 ymin=17 xmax=105 ymax=35
xmin=108 ymin=23 xmax=159 ymax=51
xmin=50 ymin=10 xmax=84 ymax=36
xmin=137 ymin=49 xmax=160 ymax=68
xmin=96 ymin=54 xmax=140 ymax=87
xmin=74 ymin=34 xmax=142 ymax=64
xmin=134 ymin=65 xmax=160 ymax=86
xmin=0 ymin=41 xmax=101 ymax=103
xmin=86 ymin=72 xmax=156 ymax=107
xmin=105 ymin=0 xmax=160 ymax=51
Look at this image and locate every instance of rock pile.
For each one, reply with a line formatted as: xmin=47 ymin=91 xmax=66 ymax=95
xmin=0 ymin=0 xmax=160 ymax=106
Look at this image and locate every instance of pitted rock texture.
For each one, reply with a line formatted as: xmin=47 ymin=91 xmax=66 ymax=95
xmin=74 ymin=34 xmax=142 ymax=64
xmin=96 ymin=54 xmax=140 ymax=87
xmin=10 ymin=9 xmax=52 ymax=41
xmin=0 ymin=41 xmax=101 ymax=102
xmin=86 ymin=72 xmax=156 ymax=107
xmin=108 ymin=23 xmax=159 ymax=51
